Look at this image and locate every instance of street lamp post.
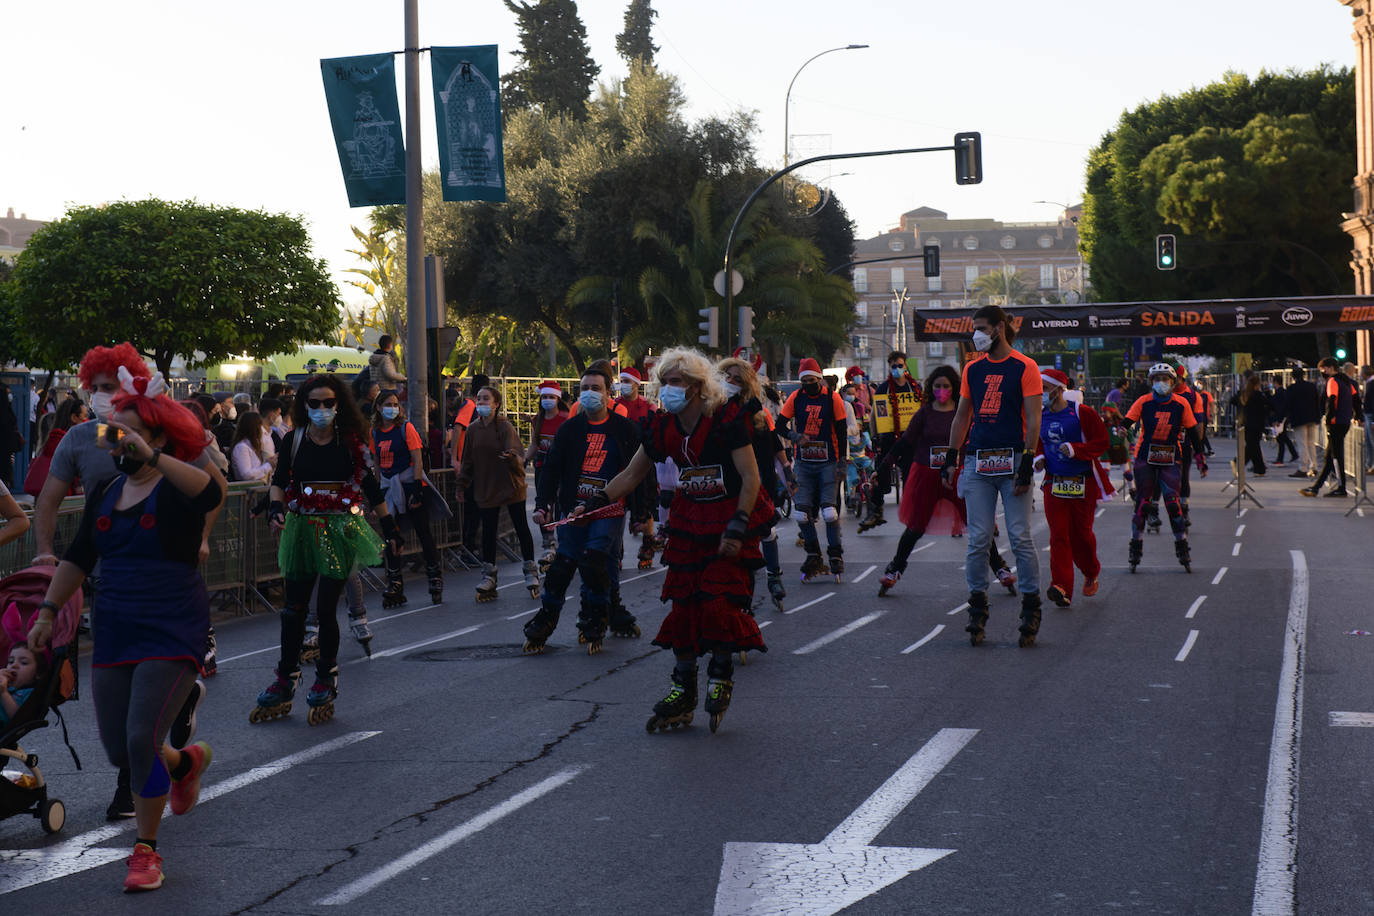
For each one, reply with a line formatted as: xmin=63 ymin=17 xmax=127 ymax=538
xmin=784 ymin=44 xmax=868 ymax=168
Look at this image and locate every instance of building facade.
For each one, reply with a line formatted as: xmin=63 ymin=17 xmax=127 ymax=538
xmin=836 ymin=205 xmax=1087 ymax=380
xmin=0 ymin=207 xmax=46 ymax=261
xmin=1339 ymin=0 xmax=1374 ymax=363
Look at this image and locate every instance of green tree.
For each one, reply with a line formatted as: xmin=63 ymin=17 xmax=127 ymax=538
xmin=615 ymin=0 xmax=658 ymax=67
xmin=970 ymin=268 xmax=1040 ymax=305
xmin=6 ymin=199 xmax=340 ymax=377
xmin=502 ymin=0 xmax=600 ymax=119
xmin=338 ymin=222 xmax=406 ymax=355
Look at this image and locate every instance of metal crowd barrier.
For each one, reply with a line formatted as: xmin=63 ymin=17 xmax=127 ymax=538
xmin=1342 ymin=425 xmax=1373 ymax=516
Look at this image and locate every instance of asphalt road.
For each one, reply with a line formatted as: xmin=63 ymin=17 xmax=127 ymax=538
xmin=3 ymin=442 xmax=1373 ymax=915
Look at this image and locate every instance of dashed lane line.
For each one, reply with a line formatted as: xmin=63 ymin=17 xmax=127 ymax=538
xmin=1232 ymin=542 xmax=1242 ymax=556
xmin=946 ymin=602 xmax=970 ymax=616
xmin=216 ymin=603 xmax=443 ymax=666
xmin=369 ymin=625 xmax=484 ymax=659
xmin=784 ymin=591 xmax=836 ymax=616
xmin=1329 ymin=712 xmax=1374 ymax=727
xmin=792 ymin=611 xmax=887 ymax=655
xmin=901 ymin=625 xmax=946 ymax=654
xmin=1236 ymin=524 xmax=1246 ymax=537
xmin=1185 ymin=596 xmax=1207 ymax=620
xmin=1212 ymin=567 xmax=1228 ymax=585
xmin=1175 ymin=629 xmax=1200 ymax=662
xmin=852 ymin=564 xmax=879 ymax=584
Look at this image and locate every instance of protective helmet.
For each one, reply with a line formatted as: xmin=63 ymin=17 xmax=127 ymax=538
xmin=1148 ymin=362 xmax=1177 ymax=380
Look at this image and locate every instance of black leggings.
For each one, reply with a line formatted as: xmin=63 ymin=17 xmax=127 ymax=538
xmin=385 ymin=499 xmax=439 ymax=568
xmin=479 ymin=503 xmax=535 ymax=563
xmin=1315 ymin=423 xmax=1349 ymax=489
xmin=280 ymin=575 xmax=346 ymax=679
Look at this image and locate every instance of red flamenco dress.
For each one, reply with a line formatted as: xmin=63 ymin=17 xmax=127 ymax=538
xmin=646 ymin=404 xmax=775 ymax=656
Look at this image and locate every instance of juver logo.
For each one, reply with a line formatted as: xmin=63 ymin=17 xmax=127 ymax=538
xmin=1281 ymin=306 xmax=1313 ymax=327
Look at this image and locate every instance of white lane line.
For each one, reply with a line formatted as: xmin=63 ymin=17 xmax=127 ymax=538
xmin=1185 ymin=596 xmax=1207 ymax=620
xmin=913 ymin=541 xmax=935 ymax=553
xmin=946 ymin=602 xmax=969 ymax=616
xmin=1329 ymin=711 xmax=1374 ymax=727
xmin=1236 ymin=524 xmax=1246 ymax=537
xmin=1240 ymin=507 xmax=1249 ymax=518
xmin=218 ymin=603 xmax=443 ymax=666
xmin=1232 ymin=542 xmax=1242 ymax=557
xmin=784 ymin=591 xmax=836 ymax=616
xmin=1359 ymin=507 xmax=1366 ymax=518
xmin=1212 ymin=567 xmax=1228 ymax=586
xmin=505 ymin=607 xmax=539 ymax=620
xmin=217 ymin=644 xmax=278 ymax=665
xmin=1095 ymin=507 xmax=1105 ymax=518
xmin=0 ymin=731 xmax=382 ymax=896
xmin=621 ymin=566 xmax=669 ymax=585
xmin=316 ymin=766 xmax=587 ymax=906
xmin=371 ymin=625 xmax=483 ymax=658
xmin=1252 ymin=550 xmax=1308 ymax=915
xmin=852 ymin=564 xmax=879 ymax=584
xmin=792 ymin=611 xmax=886 ymax=655
xmin=757 ymin=620 xmax=774 ymax=629
xmin=1175 ymin=630 xmax=1200 ymax=662
xmin=901 ymin=625 xmax=946 ymax=654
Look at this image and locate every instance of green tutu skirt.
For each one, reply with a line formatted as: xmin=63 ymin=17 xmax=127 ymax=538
xmin=278 ymin=513 xmax=385 ymax=580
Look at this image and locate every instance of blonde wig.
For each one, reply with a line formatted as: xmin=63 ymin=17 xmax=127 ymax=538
xmin=652 ymin=347 xmax=727 ymax=417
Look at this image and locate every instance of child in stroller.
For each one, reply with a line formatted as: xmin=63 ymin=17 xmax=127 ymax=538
xmin=0 ymin=575 xmax=83 ymax=836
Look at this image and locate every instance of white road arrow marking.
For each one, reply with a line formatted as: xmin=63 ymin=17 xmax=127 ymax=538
xmin=713 ymin=727 xmax=977 ymax=916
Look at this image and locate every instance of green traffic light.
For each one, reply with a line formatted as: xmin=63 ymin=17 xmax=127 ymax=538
xmin=1336 ymin=348 xmax=1348 ymax=360
xmin=1160 ymin=255 xmax=1172 ymax=266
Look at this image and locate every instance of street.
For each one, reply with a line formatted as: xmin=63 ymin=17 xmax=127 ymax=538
xmin=3 ymin=443 xmax=1373 ymax=915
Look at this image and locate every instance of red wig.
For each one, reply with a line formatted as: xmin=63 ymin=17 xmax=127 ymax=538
xmin=110 ymin=393 xmax=207 ymax=463
xmin=78 ymin=343 xmax=150 ymax=391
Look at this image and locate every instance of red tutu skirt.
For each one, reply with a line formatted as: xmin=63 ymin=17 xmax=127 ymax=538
xmin=897 ymin=463 xmax=966 ymax=536
xmin=653 ymin=492 xmax=773 ymax=655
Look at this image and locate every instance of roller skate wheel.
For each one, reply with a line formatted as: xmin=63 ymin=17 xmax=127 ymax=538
xmin=307 ymin=704 xmax=334 ymax=726
xmin=586 ymin=640 xmax=603 ymax=656
xmin=709 ymin=712 xmax=724 ymax=734
xmin=522 ymin=641 xmax=546 ymax=655
xmin=612 ymin=625 xmax=641 ymax=639
xmin=969 ymin=632 xmax=984 ymax=647
xmin=1018 ymin=633 xmax=1036 ymax=648
xmin=772 ymin=598 xmax=784 ymax=612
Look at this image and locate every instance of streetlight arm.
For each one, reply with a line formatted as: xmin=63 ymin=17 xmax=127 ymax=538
xmin=784 ymin=44 xmax=868 ymax=167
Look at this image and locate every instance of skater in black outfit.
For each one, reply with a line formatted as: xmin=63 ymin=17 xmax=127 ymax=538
xmin=1230 ymin=376 xmax=1271 ymax=476
xmin=1302 ymin=357 xmax=1362 ymax=497
xmin=371 ymin=391 xmax=448 ymax=610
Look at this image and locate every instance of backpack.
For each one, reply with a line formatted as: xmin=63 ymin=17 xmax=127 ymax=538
xmin=351 ymin=365 xmax=372 ymax=400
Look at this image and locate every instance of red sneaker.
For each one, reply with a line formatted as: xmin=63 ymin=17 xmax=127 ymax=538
xmin=169 ymin=741 xmax=212 ymax=816
xmin=123 ymin=843 xmax=164 ymax=892
xmin=1082 ymin=579 xmax=1099 ymax=597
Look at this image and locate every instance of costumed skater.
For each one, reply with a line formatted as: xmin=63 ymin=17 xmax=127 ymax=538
xmin=570 ymin=348 xmax=773 ymax=733
xmin=255 ymin=376 xmax=402 ymax=725
xmin=859 ymin=351 xmax=922 ymax=531
xmin=29 ymin=369 xmax=219 ymax=892
xmin=372 ymin=390 xmax=450 ymax=615
xmin=614 ymin=368 xmax=659 ymax=570
xmin=525 ymin=380 xmax=570 ymax=573
xmin=523 ymin=362 xmax=653 ymax=654
xmin=873 ymin=366 xmax=1017 ymax=596
xmin=1035 ymin=368 xmax=1114 ymax=608
xmin=778 ymin=358 xmax=848 ymax=582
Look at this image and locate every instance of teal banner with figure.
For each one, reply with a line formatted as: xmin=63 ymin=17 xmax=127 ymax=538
xmin=321 ymin=53 xmax=407 ymax=207
xmin=430 ymin=45 xmax=507 ymax=202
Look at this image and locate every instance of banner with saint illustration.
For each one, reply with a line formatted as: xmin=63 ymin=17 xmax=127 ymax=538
xmin=320 ymin=53 xmax=407 ymax=207
xmin=429 ymin=45 xmax=507 ymax=202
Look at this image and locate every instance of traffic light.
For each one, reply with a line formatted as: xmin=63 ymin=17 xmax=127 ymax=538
xmin=737 ymin=306 xmax=754 ymax=349
xmin=1335 ymin=332 xmax=1348 ymax=361
xmin=1155 ymin=234 xmax=1176 ymax=271
xmin=697 ymin=306 xmax=719 ymax=348
xmin=922 ymin=243 xmax=940 ymax=278
xmin=953 ymin=132 xmax=983 ymax=185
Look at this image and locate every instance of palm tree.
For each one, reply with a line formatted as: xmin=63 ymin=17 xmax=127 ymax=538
xmin=970 ymin=267 xmax=1038 ymax=306
xmin=339 ymin=224 xmax=406 ymax=358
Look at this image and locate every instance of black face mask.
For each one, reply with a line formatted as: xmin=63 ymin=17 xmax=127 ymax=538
xmin=113 ymin=453 xmax=146 ymax=475
xmin=801 ymin=380 xmax=820 ymax=394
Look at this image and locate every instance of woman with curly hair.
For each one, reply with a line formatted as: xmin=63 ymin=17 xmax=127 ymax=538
xmin=253 ymin=375 xmax=402 ymax=726
xmin=571 ymin=347 xmax=773 ymax=733
xmin=27 ymin=368 xmax=221 ymax=892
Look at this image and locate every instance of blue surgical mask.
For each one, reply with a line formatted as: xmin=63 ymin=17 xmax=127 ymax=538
xmin=540 ymin=397 xmax=558 ymax=411
xmin=890 ymin=366 xmax=905 ymax=380
xmin=723 ymin=382 xmax=741 ymax=398
xmin=843 ymin=393 xmax=856 ymax=403
xmin=475 ymin=404 xmax=494 ymax=418
xmin=380 ymin=405 xmax=400 ymax=421
xmin=308 ymin=407 xmax=335 ymax=428
xmin=660 ymin=385 xmax=689 ymax=414
xmin=1152 ymin=381 xmax=1172 ymax=398
xmin=579 ymin=390 xmax=604 ymax=413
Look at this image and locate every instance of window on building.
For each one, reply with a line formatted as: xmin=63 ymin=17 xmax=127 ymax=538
xmin=890 ymin=267 xmax=905 ymax=291
xmin=888 ymin=237 xmax=905 ymax=252
xmin=1000 ymin=235 xmax=1015 ymax=250
xmin=853 ymin=268 xmax=867 ymax=292
xmin=963 ymin=236 xmax=978 ymax=250
xmin=964 ymin=265 xmax=978 ymax=285
xmin=1040 ymin=264 xmax=1055 ymax=289
xmin=855 ymin=301 xmax=868 ymax=323
xmin=927 ymin=341 xmax=944 ymax=357
xmin=927 ymin=299 xmax=941 ymax=310
xmin=927 ymin=273 xmax=942 ymax=292
xmin=1038 ymin=235 xmax=1054 ymax=249
xmin=925 ymin=237 xmax=940 ymax=248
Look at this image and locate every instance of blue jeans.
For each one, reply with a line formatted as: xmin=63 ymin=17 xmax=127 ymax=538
xmin=958 ymin=461 xmax=1039 ymax=596
xmin=545 ymin=515 xmax=624 ymax=613
xmin=795 ymin=460 xmax=841 ymax=552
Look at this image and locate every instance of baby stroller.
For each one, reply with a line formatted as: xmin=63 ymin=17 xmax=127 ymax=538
xmin=0 ymin=566 xmax=83 ymax=835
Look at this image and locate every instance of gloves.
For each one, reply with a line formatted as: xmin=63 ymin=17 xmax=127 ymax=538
xmin=1195 ymin=452 xmax=1208 ymax=475
xmin=940 ymin=449 xmax=959 ymax=483
xmin=578 ymin=491 xmax=611 ymax=517
xmin=269 ymin=500 xmax=286 ymax=527
xmin=1016 ymin=452 xmax=1034 ymax=488
xmin=724 ymin=510 xmax=749 ymax=543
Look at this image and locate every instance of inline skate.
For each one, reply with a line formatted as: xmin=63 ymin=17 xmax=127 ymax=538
xmin=609 ymin=601 xmax=641 ymax=639
xmin=637 ymin=534 xmax=656 ymax=570
xmin=381 ymin=569 xmax=406 ymax=609
xmin=577 ymin=603 xmax=609 ymax=655
xmin=827 ymin=545 xmax=845 ymax=583
xmin=766 ymin=571 xmax=786 ymax=612
xmin=857 ymin=501 xmax=886 ymax=532
xmin=306 ymin=667 xmax=339 ymax=725
xmin=704 ymin=656 xmax=734 ymax=734
xmin=522 ymin=560 xmax=541 ymax=599
xmin=250 ymin=668 xmax=301 ymax=723
xmin=646 ymin=663 xmax=697 ymax=733
xmin=1175 ymin=538 xmax=1192 ymax=573
xmin=349 ymin=613 xmax=373 ymax=658
xmin=476 ymin=563 xmax=498 ymax=602
xmin=994 ymin=564 xmax=1017 ymax=595
xmin=1128 ymin=537 xmax=1143 ymax=573
xmin=878 ymin=562 xmax=902 ymax=597
xmin=800 ymin=551 xmax=828 ymax=584
xmin=1046 ymin=584 xmax=1071 ymax=609
xmin=1018 ymin=593 xmax=1043 ymax=648
xmin=427 ymin=563 xmax=443 ymax=604
xmin=522 ymin=606 xmax=560 ymax=655
xmin=300 ymin=621 xmax=320 ymax=665
xmin=966 ymin=591 xmax=990 ymax=647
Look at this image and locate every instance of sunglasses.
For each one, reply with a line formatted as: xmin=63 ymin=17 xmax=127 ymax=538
xmin=307 ymin=398 xmax=337 ymax=409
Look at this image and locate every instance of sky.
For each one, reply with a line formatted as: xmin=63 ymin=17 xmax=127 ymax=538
xmin=4 ymin=1 xmax=1358 ymax=309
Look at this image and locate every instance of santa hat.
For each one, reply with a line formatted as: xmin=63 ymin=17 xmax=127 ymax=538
xmin=620 ymin=368 xmax=642 ymax=384
xmin=537 ymin=380 xmax=562 ymax=397
xmin=1039 ymin=368 xmax=1069 ymax=390
xmin=845 ymin=365 xmax=865 ymax=381
xmin=799 ymin=358 xmax=824 ymax=380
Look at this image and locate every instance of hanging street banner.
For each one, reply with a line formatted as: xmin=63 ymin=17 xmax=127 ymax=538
xmin=912 ymin=295 xmax=1374 ymax=340
xmin=430 ymin=45 xmax=507 ymax=202
xmin=320 ymin=53 xmax=407 ymax=207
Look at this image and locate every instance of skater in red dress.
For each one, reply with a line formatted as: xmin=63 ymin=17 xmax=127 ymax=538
xmin=569 ymin=347 xmax=773 ymax=733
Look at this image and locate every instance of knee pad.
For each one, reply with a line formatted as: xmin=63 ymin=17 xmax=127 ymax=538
xmin=820 ymin=506 xmax=839 ymax=524
xmin=544 ymin=552 xmax=579 ymax=595
xmin=797 ymin=510 xmax=817 ymax=526
xmin=579 ymin=550 xmax=613 ymax=592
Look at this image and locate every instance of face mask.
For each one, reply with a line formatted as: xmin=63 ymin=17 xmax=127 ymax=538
xmin=380 ymin=406 xmax=400 ymax=421
xmin=801 ymin=380 xmax=820 ymax=394
xmin=618 ymin=383 xmax=634 ymax=397
xmin=659 ymin=385 xmax=690 ymax=414
xmin=578 ymin=391 xmax=604 ymax=413
xmin=890 ymin=366 xmax=904 ymax=380
xmin=842 ymin=393 xmax=855 ymax=403
xmin=308 ymin=407 xmax=336 ymax=428
xmin=934 ymin=388 xmax=952 ymax=404
xmin=475 ymin=404 xmax=494 ymax=418
xmin=91 ymin=391 xmax=113 ymax=422
xmin=1042 ymin=392 xmax=1054 ymax=408
xmin=113 ymin=453 xmax=146 ymax=475
xmin=540 ymin=397 xmax=558 ymax=411
xmin=1152 ymin=381 xmax=1172 ymax=397
xmin=223 ymin=406 xmax=237 ymax=422
xmin=723 ymin=382 xmax=741 ymax=398
xmin=972 ymin=330 xmax=994 ymax=352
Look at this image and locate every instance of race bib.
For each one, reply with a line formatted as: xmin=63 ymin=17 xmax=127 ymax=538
xmin=799 ymin=441 xmax=831 ymax=463
xmin=974 ymin=448 xmax=1014 ymax=476
xmin=1147 ymin=443 xmax=1176 ymax=466
xmin=929 ymin=446 xmax=952 ymax=468
xmin=1050 ymin=474 xmax=1086 ymax=499
xmin=677 ymin=465 xmax=728 ymax=501
xmin=576 ymin=476 xmax=607 ymax=501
